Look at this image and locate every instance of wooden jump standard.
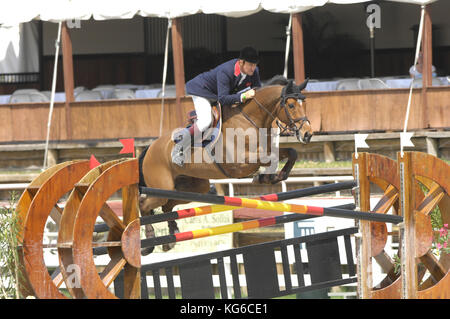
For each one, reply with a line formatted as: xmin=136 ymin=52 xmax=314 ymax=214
xmin=353 ymin=152 xmax=449 ymax=299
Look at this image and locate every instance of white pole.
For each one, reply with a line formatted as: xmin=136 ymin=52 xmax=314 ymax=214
xmin=283 ymin=14 xmax=293 ymax=79
xmin=403 ymin=6 xmax=425 ymax=133
xmin=159 ymin=18 xmax=172 ymax=137
xmin=401 ymin=6 xmax=425 ymax=157
xmin=43 ymin=21 xmax=62 ymax=170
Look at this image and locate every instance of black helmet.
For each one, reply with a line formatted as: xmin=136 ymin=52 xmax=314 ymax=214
xmin=239 ymin=46 xmax=259 ymax=63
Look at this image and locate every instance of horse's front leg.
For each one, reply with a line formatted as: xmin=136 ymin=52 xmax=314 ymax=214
xmin=253 ymin=148 xmax=297 ymax=184
xmin=275 ymin=147 xmax=297 ymax=182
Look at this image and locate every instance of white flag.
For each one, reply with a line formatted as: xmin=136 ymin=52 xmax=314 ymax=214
xmin=354 ymin=134 xmax=369 ymax=159
xmin=354 ymin=134 xmax=369 ymax=148
xmin=400 ymin=132 xmax=415 ymax=148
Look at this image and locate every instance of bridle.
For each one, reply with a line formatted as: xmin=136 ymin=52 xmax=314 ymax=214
xmin=276 ymin=94 xmax=310 ymax=135
xmin=239 ymin=93 xmax=310 ymax=136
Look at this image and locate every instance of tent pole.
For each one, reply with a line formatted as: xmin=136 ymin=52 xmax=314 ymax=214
xmin=421 ymin=5 xmax=432 ymax=129
xmin=61 ymin=22 xmax=74 ymax=139
xmin=283 ymin=14 xmax=292 ymax=79
xmin=369 ymin=27 xmax=375 ymax=78
xmin=292 ymin=13 xmax=305 ymax=85
xmin=159 ymin=18 xmax=172 ymax=137
xmin=171 ymin=17 xmax=186 ymax=127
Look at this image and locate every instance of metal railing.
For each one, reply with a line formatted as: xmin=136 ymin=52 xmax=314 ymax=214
xmin=0 ymin=72 xmax=39 ymax=84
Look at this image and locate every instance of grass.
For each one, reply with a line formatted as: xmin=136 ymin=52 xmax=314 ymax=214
xmin=0 ymin=192 xmax=25 ymax=299
xmin=291 ymin=160 xmax=352 ymax=169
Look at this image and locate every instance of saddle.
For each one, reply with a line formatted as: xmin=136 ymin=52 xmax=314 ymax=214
xmin=186 ymin=102 xmax=222 ymax=148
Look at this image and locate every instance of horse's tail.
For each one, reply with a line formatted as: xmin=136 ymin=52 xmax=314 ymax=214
xmin=138 ymin=145 xmax=150 ymax=189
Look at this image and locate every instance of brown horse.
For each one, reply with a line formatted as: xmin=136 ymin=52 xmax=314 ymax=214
xmin=138 ymin=79 xmax=312 ymax=253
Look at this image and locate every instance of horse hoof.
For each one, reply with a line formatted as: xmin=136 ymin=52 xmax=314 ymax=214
xmin=162 ymin=243 xmax=176 ymax=252
xmin=252 ymin=174 xmax=264 ymax=184
xmin=141 ymin=246 xmax=155 ymax=256
xmin=163 ymin=222 xmax=179 ymax=251
xmin=253 ymin=173 xmax=276 ymax=184
xmin=145 ymin=224 xmax=155 ymax=239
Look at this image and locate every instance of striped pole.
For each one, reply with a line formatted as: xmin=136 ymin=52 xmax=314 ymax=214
xmin=139 ymin=204 xmax=356 ymax=249
xmin=94 ymin=181 xmax=357 ymax=233
xmin=141 ymin=181 xmax=357 ymax=224
xmin=139 ymin=186 xmax=403 ymax=224
xmin=92 ymin=203 xmax=355 ymax=256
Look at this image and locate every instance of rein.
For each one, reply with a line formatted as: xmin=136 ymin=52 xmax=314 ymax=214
xmin=237 ymin=97 xmax=278 ymax=130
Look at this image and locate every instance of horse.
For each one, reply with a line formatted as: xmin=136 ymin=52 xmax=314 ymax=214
xmin=138 ymin=78 xmax=313 ymax=254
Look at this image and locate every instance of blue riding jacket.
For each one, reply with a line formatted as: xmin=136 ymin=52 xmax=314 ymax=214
xmin=185 ymin=58 xmax=262 ymax=107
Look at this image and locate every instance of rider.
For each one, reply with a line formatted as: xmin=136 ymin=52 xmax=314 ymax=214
xmin=171 ymin=46 xmax=262 ymax=166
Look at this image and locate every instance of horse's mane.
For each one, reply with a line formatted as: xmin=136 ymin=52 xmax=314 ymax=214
xmin=223 ymin=82 xmax=283 ymax=123
xmin=264 ymin=75 xmax=289 ymax=86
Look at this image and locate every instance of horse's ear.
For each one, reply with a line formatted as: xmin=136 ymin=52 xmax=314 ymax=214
xmin=286 ymin=80 xmax=294 ymax=93
xmin=297 ymin=78 xmax=309 ymax=91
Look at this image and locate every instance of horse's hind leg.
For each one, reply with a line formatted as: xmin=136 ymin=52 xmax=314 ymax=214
xmin=139 ymin=203 xmax=156 ymax=256
xmin=161 ymin=176 xmax=211 ymax=251
xmin=160 ymin=200 xmax=182 ymax=252
xmin=139 ymin=180 xmax=174 ymax=255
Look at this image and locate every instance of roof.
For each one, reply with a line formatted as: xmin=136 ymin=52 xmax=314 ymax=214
xmin=0 ymin=0 xmax=440 ymax=27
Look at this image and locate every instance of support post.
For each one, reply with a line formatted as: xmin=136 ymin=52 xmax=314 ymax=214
xmin=38 ymin=21 xmax=44 ymax=90
xmin=46 ymin=149 xmax=58 ymax=168
xmin=171 ymin=17 xmax=186 ymax=125
xmin=292 ymin=13 xmax=305 ymax=85
xmin=323 ymin=141 xmax=336 ymax=163
xmin=122 ymin=184 xmax=141 ymax=299
xmin=398 ymin=152 xmax=418 ymax=299
xmin=61 ymin=22 xmax=74 ymax=139
xmin=421 ymin=5 xmax=432 ymax=129
xmin=353 ymin=152 xmax=372 ymax=299
xmin=425 ymin=137 xmax=438 ymax=157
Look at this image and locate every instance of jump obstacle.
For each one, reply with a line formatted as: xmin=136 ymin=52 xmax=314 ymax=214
xmin=13 ymin=151 xmax=449 ymax=299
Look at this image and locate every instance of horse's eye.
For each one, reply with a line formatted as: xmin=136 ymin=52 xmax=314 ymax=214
xmin=288 ymin=103 xmax=295 ymax=109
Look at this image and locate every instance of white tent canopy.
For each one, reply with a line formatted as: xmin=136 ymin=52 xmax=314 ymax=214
xmin=0 ymin=0 xmax=440 ymax=26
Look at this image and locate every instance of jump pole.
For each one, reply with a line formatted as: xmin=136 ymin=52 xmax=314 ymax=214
xmin=140 ymin=203 xmax=356 ymax=248
xmin=139 ymin=186 xmax=403 ymax=224
xmin=94 ymin=181 xmax=357 ymax=233
xmin=91 ymin=203 xmax=356 ymax=256
xmin=140 ymin=181 xmax=357 ymax=224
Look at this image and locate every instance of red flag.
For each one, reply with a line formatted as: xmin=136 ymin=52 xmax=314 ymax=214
xmin=89 ymin=154 xmax=101 ymax=169
xmin=119 ymin=138 xmax=135 ymax=158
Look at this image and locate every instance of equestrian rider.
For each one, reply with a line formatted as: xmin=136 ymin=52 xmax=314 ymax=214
xmin=172 ymin=46 xmax=262 ymax=166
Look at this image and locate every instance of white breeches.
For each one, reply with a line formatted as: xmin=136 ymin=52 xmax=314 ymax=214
xmin=191 ymin=95 xmax=213 ymax=132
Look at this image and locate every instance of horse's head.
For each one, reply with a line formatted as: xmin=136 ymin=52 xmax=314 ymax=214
xmin=276 ymin=79 xmax=313 ymax=143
